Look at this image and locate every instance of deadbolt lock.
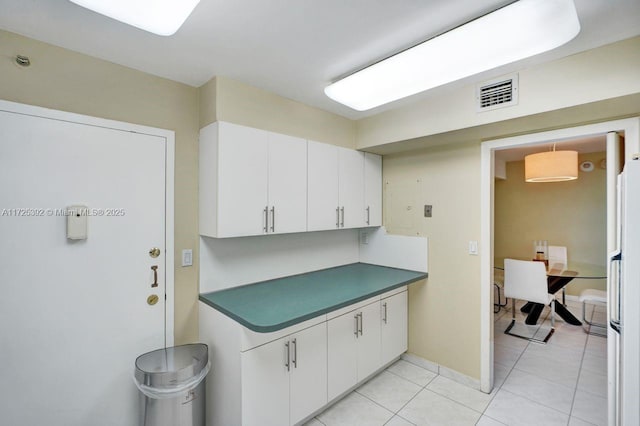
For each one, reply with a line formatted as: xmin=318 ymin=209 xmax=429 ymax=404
xmin=149 ymin=247 xmax=161 ymax=258
xmin=147 ymin=294 xmax=159 ymax=306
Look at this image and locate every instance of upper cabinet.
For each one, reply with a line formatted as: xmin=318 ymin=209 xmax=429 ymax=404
xmin=308 ymin=141 xmax=370 ymax=231
xmin=200 ymin=122 xmax=382 ymax=238
xmin=200 ymin=121 xmax=307 ymax=238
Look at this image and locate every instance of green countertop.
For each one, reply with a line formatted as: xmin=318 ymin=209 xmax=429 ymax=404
xmin=199 ymin=262 xmax=427 ymax=333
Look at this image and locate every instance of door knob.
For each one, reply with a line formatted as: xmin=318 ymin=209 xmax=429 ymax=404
xmin=149 ymin=247 xmax=161 ymax=258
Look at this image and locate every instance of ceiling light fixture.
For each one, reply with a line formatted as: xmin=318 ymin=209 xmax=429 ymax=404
xmin=325 ymin=0 xmax=580 ymax=111
xmin=69 ymin=0 xmax=200 ymax=36
xmin=524 ymin=144 xmax=578 ymax=182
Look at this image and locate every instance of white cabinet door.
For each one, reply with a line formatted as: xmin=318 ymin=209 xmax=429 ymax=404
xmin=308 ymin=140 xmax=339 ymax=231
xmin=217 ymin=122 xmax=269 ymax=237
xmin=268 ymin=132 xmax=307 ymax=234
xmin=364 ymin=153 xmax=382 ymax=227
xmin=381 ymin=291 xmax=408 ymax=365
xmin=356 ymin=301 xmax=382 ymax=380
xmin=241 ymin=337 xmax=290 ymax=426
xmin=289 ymin=323 xmax=328 ymax=425
xmin=327 ymin=310 xmax=359 ymax=401
xmin=338 ymin=147 xmax=365 ymax=229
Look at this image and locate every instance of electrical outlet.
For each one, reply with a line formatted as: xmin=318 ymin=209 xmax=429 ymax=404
xmin=424 ymin=205 xmax=432 ymax=217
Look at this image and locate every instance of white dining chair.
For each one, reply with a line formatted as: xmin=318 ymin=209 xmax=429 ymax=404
xmin=504 ymin=259 xmax=556 ymax=343
xmin=548 ymin=245 xmax=568 ymax=305
xmin=494 ymin=268 xmax=507 ymax=313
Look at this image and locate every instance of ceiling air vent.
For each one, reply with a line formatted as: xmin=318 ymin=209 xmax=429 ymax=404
xmin=476 ymin=73 xmax=518 ymax=112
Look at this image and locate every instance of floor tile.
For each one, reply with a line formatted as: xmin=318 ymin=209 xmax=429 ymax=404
xmin=585 ymin=335 xmax=607 ymax=357
xmin=577 ymin=369 xmax=607 ymax=398
xmin=317 ymin=392 xmax=394 ymax=426
xmin=386 ymin=359 xmax=437 ymax=387
xmin=494 ymin=343 xmax=524 ymax=368
xmin=426 ymin=375 xmax=494 ymax=413
xmin=384 ymin=415 xmax=415 ymax=426
xmin=484 ymin=389 xmax=569 ymax=426
xmin=357 ymin=371 xmax=422 ymax=412
xmin=514 ymin=350 xmax=581 ymax=387
xmin=581 ymin=352 xmax=607 ymax=375
xmin=571 ymin=389 xmax=608 ymax=426
xmin=501 ymin=368 xmax=575 ymax=414
xmin=475 ymin=415 xmax=507 ymax=426
xmin=492 ymin=362 xmax=511 ymax=389
xmin=398 ymin=389 xmax=481 ymax=426
xmin=568 ymin=416 xmax=598 ymax=426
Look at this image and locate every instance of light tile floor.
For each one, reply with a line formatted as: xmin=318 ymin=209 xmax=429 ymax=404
xmin=306 ymin=299 xmax=607 ymax=426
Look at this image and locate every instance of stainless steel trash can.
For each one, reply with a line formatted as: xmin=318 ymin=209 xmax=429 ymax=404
xmin=134 ymin=344 xmax=210 ymax=426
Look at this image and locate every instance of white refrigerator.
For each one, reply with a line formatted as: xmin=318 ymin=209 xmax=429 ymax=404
xmin=609 ymin=157 xmax=640 ymax=425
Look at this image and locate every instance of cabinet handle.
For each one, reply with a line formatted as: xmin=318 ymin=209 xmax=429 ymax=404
xmin=383 ymin=302 xmax=388 ymax=324
xmin=358 ymin=312 xmax=363 ymax=335
xmin=366 ymin=206 xmax=370 ymax=225
xmin=263 ymin=206 xmax=269 ymax=233
xmin=284 ymin=341 xmax=290 ymax=371
xmin=270 ymin=206 xmax=275 ymax=232
xmin=354 ymin=314 xmax=359 ymax=337
xmin=291 ymin=338 xmax=297 ymax=368
xmin=336 ymin=207 xmax=340 ymax=228
xmin=340 ymin=206 xmax=345 ymax=228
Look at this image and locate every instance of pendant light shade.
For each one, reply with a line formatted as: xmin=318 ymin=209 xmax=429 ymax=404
xmin=325 ymin=0 xmax=580 ymax=111
xmin=525 ymin=150 xmax=578 ymax=182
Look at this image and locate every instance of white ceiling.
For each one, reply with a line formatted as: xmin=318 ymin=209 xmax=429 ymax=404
xmin=1 ymin=0 xmax=639 ymax=119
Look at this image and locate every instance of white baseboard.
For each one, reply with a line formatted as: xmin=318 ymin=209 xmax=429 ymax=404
xmin=401 ymin=353 xmax=482 ymax=391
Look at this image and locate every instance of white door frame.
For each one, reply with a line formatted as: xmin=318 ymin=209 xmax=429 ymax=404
xmin=0 ymin=99 xmax=175 ymax=344
xmin=479 ymin=117 xmax=640 ymax=393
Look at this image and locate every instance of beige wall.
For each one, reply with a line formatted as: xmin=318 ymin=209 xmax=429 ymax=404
xmin=0 ymin=30 xmax=201 ymax=344
xmin=200 ymin=76 xmax=356 ymax=148
xmin=384 ymin=141 xmax=482 ymax=379
xmin=495 ymin=152 xmax=607 ymax=295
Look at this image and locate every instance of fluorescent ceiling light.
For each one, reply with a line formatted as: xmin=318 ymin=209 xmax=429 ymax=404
xmin=69 ymin=0 xmax=200 ymax=36
xmin=325 ymin=0 xmax=581 ymax=111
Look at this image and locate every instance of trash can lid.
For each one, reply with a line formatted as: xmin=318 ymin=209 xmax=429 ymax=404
xmin=134 ymin=343 xmax=208 ymax=389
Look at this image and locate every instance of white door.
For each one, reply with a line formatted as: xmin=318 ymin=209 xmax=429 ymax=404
xmin=241 ymin=338 xmax=290 ymax=426
xmin=0 ymin=107 xmax=170 ymax=426
xmin=364 ymin=153 xmax=383 ymax=227
xmin=217 ymin=122 xmax=269 ymax=237
xmin=381 ymin=291 xmax=408 ymax=365
xmin=268 ymin=132 xmax=307 ymax=234
xmin=307 ymin=141 xmax=339 ymax=231
xmin=357 ymin=302 xmax=382 ymax=380
xmin=289 ymin=323 xmax=328 ymax=425
xmin=338 ymin=148 xmax=365 ymax=228
xmin=327 ymin=311 xmax=358 ymax=400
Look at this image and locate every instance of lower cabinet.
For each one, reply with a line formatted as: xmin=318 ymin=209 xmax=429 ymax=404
xmin=241 ymin=322 xmax=327 ymax=426
xmin=327 ymin=300 xmax=382 ymax=401
xmin=381 ymin=290 xmax=408 ymax=365
xmin=199 ymin=286 xmax=408 ymax=426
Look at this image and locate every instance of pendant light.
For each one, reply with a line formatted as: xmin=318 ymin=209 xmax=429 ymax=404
xmin=325 ymin=0 xmax=580 ymax=111
xmin=524 ymin=144 xmax=578 ymax=182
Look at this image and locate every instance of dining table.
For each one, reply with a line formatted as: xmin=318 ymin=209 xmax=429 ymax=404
xmin=495 ymin=258 xmax=607 ymax=326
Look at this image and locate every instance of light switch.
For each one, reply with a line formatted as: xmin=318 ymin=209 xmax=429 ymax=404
xmin=424 ymin=205 xmax=432 ymax=217
xmin=182 ymin=249 xmax=193 ymax=267
xmin=468 ymin=240 xmax=479 ymax=255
